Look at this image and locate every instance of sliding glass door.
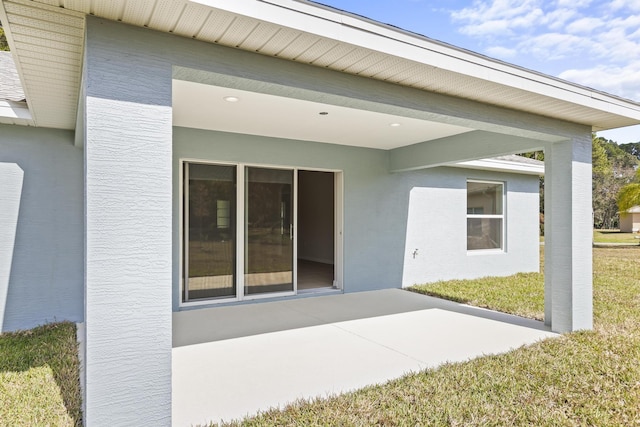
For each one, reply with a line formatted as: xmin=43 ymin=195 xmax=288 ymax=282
xmin=244 ymin=167 xmax=294 ymax=295
xmin=183 ymin=163 xmax=296 ymax=302
xmin=184 ymin=163 xmax=236 ymax=301
xmin=183 ymin=162 xmax=342 ymax=303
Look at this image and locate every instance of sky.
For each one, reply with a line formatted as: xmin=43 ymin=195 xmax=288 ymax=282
xmin=314 ymin=0 xmax=640 ymax=144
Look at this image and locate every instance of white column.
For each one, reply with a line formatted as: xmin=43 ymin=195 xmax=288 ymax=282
xmin=544 ymin=136 xmax=593 ymax=333
xmin=82 ymin=20 xmax=173 ymax=425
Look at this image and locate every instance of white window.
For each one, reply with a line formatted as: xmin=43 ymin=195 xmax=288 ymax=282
xmin=467 ymin=180 xmax=504 ymax=251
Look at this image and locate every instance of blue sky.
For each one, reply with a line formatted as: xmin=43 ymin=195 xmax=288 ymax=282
xmin=315 ymin=0 xmax=640 ymax=144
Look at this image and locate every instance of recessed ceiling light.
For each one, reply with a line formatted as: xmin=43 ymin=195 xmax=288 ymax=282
xmin=390 ymin=123 xmax=401 ymax=127
xmin=223 ymin=96 xmax=240 ymax=102
xmin=319 ymin=112 xmax=329 ymax=115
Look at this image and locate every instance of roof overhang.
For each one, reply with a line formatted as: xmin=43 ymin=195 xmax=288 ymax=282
xmin=1 ymin=0 xmax=639 ymax=139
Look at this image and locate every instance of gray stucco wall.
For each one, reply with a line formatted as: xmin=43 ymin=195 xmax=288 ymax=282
xmin=173 ymin=128 xmax=397 ymax=309
xmin=401 ymin=168 xmax=539 ymax=285
xmin=0 ymin=124 xmax=83 ymax=332
xmin=173 ymin=127 xmax=540 ymax=310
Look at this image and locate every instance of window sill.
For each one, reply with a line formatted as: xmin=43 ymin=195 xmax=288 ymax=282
xmin=466 ymin=249 xmax=505 ymax=256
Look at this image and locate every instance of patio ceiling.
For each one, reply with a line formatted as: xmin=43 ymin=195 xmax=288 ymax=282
xmin=173 ymin=80 xmax=474 ymax=149
xmin=1 ymin=0 xmax=640 ymax=134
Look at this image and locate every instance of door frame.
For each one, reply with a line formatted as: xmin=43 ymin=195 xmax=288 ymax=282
xmin=179 ymin=158 xmax=343 ymax=308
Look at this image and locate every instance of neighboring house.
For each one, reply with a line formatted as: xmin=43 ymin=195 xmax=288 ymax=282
xmin=620 ymin=206 xmax=640 ymax=233
xmin=1 ymin=0 xmax=639 ymax=425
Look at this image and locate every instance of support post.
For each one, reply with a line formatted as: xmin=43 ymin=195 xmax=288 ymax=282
xmin=544 ymin=135 xmax=593 ymax=333
xmin=82 ymin=19 xmax=173 ymax=425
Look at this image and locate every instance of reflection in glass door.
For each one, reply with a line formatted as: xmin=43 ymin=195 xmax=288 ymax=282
xmin=184 ymin=163 xmax=236 ymax=301
xmin=245 ymin=167 xmax=294 ymax=296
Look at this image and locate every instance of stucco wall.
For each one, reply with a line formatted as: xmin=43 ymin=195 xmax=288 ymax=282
xmin=0 ymin=124 xmax=83 ymax=332
xmin=401 ymin=168 xmax=540 ymax=285
xmin=173 ymin=128 xmax=540 ymax=309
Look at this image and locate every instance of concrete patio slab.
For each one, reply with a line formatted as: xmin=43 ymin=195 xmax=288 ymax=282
xmin=172 ymin=289 xmax=557 ymax=426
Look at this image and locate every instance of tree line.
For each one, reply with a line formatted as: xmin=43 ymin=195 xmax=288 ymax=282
xmin=592 ymin=136 xmax=639 ymax=229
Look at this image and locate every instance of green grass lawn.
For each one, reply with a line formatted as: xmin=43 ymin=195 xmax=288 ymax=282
xmin=593 ymin=229 xmax=640 ymax=244
xmin=221 ymin=247 xmax=640 ymax=426
xmin=0 ymin=322 xmax=81 ymax=427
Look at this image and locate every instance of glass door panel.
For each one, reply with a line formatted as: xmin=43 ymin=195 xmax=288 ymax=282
xmin=245 ymin=167 xmax=294 ymax=295
xmin=185 ymin=163 xmax=236 ymax=301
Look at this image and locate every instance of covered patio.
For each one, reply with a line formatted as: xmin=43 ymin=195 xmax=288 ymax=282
xmin=172 ymin=289 xmax=557 ymax=425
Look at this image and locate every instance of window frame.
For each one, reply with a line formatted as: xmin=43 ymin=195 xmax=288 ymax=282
xmin=466 ymin=179 xmax=506 ymax=253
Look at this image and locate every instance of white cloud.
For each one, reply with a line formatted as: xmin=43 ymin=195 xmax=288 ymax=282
xmin=485 ymin=46 xmax=518 ymax=58
xmin=448 ymin=0 xmax=640 ymax=100
xmin=559 ymin=63 xmax=640 ymax=101
xmin=459 ymin=19 xmax=511 ymax=36
xmin=543 ymin=8 xmax=579 ymax=30
xmin=453 ymin=0 xmax=539 ymax=21
xmin=526 ymin=33 xmax=592 ymax=60
xmin=609 ymin=0 xmax=640 ymax=12
xmin=452 ymin=0 xmax=544 ymax=35
xmin=595 ymin=27 xmax=640 ymax=61
xmin=556 ymin=0 xmax=592 ymax=7
xmin=565 ymin=17 xmax=604 ymax=33
xmin=614 ymin=14 xmax=640 ymax=31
